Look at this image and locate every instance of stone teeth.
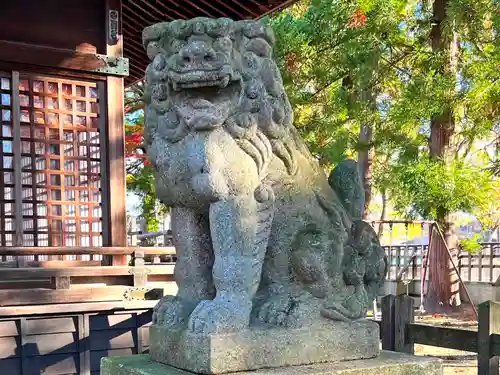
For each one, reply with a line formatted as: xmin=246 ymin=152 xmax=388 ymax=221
xmin=172 ymin=81 xmax=179 ymax=91
xmin=219 ymin=76 xmax=230 ymax=88
xmin=221 ymin=65 xmax=233 ymax=76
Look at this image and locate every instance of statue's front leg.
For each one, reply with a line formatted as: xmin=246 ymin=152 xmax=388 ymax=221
xmin=154 ymin=207 xmax=215 ymax=327
xmin=188 ymin=192 xmax=272 ymax=334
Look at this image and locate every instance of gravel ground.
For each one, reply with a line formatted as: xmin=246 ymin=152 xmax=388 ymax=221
xmin=413 ymin=306 xmax=480 ymax=374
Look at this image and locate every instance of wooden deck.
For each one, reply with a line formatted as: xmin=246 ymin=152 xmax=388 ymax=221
xmin=0 ymin=303 xmax=154 ymax=375
xmin=0 ymin=246 xmax=175 ymax=375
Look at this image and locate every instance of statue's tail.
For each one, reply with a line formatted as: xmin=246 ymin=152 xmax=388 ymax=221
xmin=328 ymin=159 xmax=364 ymax=220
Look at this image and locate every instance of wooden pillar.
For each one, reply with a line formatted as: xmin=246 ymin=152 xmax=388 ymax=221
xmin=381 ymin=294 xmax=414 ymax=354
xmin=104 ymin=0 xmax=127 ymax=265
xmin=381 ymin=294 xmax=396 ymax=351
xmin=394 ymin=294 xmax=414 ymax=354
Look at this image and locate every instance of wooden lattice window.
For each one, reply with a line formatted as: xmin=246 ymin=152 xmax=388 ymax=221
xmin=0 ymin=71 xmax=106 ymax=247
xmin=0 ymin=73 xmax=14 ymax=248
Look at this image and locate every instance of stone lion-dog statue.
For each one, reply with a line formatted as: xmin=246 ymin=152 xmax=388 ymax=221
xmin=142 ymin=17 xmax=387 ymax=335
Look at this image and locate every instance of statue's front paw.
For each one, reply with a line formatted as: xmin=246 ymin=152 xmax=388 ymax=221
xmin=153 ymin=296 xmax=197 ymax=328
xmin=188 ymin=299 xmax=251 ymax=334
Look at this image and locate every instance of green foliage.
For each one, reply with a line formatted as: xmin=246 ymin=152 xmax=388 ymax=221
xmin=389 ymin=157 xmax=494 ymax=221
xmin=124 ymin=0 xmax=499 ymax=231
xmin=269 ymin=0 xmax=499 ymax=224
xmin=126 ymin=166 xmax=168 ymax=233
xmin=124 ymin=83 xmax=168 ymax=231
xmin=473 ymin=180 xmax=500 ymax=232
xmin=459 ymin=233 xmax=483 ymax=254
xmin=269 ymin=0 xmax=413 ymax=167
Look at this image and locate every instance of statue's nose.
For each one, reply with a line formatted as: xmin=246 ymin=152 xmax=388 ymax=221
xmin=179 ymin=41 xmax=216 ymax=65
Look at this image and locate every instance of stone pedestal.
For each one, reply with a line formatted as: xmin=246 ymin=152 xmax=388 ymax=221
xmin=101 ymin=352 xmax=443 ymax=375
xmin=150 ymin=320 xmax=380 ymax=374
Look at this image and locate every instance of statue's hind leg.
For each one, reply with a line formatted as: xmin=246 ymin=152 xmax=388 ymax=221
xmin=153 ymin=207 xmax=215 ymax=327
xmin=255 ymin=218 xmax=345 ymax=328
xmin=254 ymin=224 xmax=309 ymax=328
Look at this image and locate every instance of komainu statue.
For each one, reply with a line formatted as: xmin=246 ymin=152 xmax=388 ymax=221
xmin=142 ymin=18 xmax=387 ymax=335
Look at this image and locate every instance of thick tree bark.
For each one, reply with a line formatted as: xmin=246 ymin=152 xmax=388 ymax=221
xmin=355 ymin=83 xmax=376 ymax=220
xmin=358 ymin=116 xmax=374 ymax=220
xmin=425 ymin=0 xmax=461 ymax=312
xmin=426 ymin=222 xmax=461 ymax=312
xmin=342 ymin=53 xmax=377 ymax=221
xmin=377 ymin=189 xmax=388 ymax=239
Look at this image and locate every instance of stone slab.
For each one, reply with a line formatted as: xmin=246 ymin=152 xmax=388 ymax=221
xmin=150 ymin=320 xmax=380 ymax=374
xmin=101 ymin=352 xmax=443 ymax=375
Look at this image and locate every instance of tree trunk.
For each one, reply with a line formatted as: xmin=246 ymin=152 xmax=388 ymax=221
xmin=356 ymin=77 xmax=377 ymax=219
xmin=342 ymin=50 xmax=378 ymax=221
xmin=425 ymin=0 xmax=461 ymax=312
xmin=425 ymin=221 xmax=461 ymax=313
xmin=358 ymin=114 xmax=374 ymax=220
xmin=377 ymin=189 xmax=388 ymax=239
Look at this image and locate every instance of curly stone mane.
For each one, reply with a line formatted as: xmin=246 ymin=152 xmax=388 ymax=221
xmin=142 ymin=18 xmax=312 ymax=178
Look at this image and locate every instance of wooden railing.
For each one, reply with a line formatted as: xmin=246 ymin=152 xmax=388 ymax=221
xmin=380 ymin=294 xmax=500 ymax=375
xmin=383 ymin=242 xmax=500 ymax=283
xmin=1 ymin=229 xmax=498 ymax=308
xmin=0 ymin=245 xmax=176 ymax=266
xmin=0 ymin=246 xmax=176 ymax=309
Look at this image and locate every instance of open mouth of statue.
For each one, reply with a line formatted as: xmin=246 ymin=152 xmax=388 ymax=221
xmin=168 ymin=68 xmax=238 ymax=91
xmin=168 ymin=68 xmax=241 ymax=104
xmin=168 ymin=68 xmax=242 ymax=130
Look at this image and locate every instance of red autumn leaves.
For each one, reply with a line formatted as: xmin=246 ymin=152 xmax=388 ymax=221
xmin=125 ymin=126 xmax=151 ymax=167
xmin=347 ymin=8 xmax=368 ymax=29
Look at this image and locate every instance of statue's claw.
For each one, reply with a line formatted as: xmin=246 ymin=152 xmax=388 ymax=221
xmin=188 ymin=299 xmax=251 ymax=334
xmin=153 ymin=296 xmax=197 ymax=328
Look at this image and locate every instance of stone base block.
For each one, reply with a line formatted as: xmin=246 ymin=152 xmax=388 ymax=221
xmin=101 ymin=352 xmax=443 ymax=375
xmin=150 ymin=320 xmax=380 ymax=374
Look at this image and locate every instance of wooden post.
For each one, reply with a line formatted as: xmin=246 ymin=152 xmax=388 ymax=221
xmin=394 ymin=294 xmax=414 ymax=354
xmin=132 ymin=250 xmax=147 ymax=287
xmin=490 ymin=245 xmax=495 ymax=283
xmin=12 ymin=72 xmax=23 ymax=250
xmin=129 ymin=218 xmax=138 ymax=246
xmin=478 ymin=301 xmax=500 ymax=375
xmin=381 ymin=294 xmax=396 ymax=351
xmin=51 ymin=276 xmax=71 ymax=290
xmin=78 ymin=314 xmax=91 ymax=375
xmin=104 ymin=0 xmax=127 ymax=266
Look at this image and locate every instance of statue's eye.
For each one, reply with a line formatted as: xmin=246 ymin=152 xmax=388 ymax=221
xmin=245 ymin=38 xmax=271 ymax=58
xmin=213 ymin=37 xmax=232 ymax=52
xmin=170 ymin=39 xmax=186 ymax=54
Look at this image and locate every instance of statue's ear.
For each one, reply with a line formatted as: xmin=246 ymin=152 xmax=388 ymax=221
xmin=142 ymin=22 xmax=172 ymax=61
xmin=264 ymin=26 xmax=276 ymax=47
